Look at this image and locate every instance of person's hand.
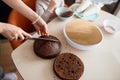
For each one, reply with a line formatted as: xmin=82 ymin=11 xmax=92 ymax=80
xmin=0 ymin=23 xmax=32 ymax=40
xmin=32 ymin=17 xmax=49 ymax=36
xmin=47 ymin=0 xmax=58 ymax=13
xmin=2 ymin=0 xmax=49 ymax=37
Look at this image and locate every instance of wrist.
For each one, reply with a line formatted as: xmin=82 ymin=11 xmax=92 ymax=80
xmin=31 ymin=13 xmax=44 ymax=25
xmin=47 ymin=9 xmax=54 ymax=13
xmin=47 ymin=6 xmax=56 ymax=13
xmin=30 ymin=13 xmax=40 ymax=22
xmin=32 ymin=16 xmax=41 ymax=25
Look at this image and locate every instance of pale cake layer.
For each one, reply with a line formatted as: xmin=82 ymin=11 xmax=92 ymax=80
xmin=66 ymin=19 xmax=102 ymax=45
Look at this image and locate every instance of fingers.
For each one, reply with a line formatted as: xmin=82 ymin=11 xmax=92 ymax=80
xmin=40 ymin=23 xmax=49 ymax=36
xmin=14 ymin=33 xmax=19 ymax=40
xmin=1 ymin=23 xmax=32 ymax=41
xmin=39 ymin=27 xmax=49 ymax=36
xmin=34 ymin=23 xmax=49 ymax=36
xmin=40 ymin=26 xmax=49 ymax=36
xmin=32 ymin=16 xmax=49 ymax=36
xmin=36 ymin=29 xmax=41 ymax=35
xmin=22 ymin=31 xmax=32 ymax=39
xmin=11 ymin=29 xmax=32 ymax=41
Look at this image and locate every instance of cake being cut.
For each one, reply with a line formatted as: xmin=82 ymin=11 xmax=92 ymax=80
xmin=33 ymin=35 xmax=62 ymax=59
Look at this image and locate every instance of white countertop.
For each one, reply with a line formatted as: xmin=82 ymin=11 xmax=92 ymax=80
xmin=12 ymin=10 xmax=120 ymax=80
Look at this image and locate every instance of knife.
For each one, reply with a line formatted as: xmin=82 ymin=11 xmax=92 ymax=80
xmin=25 ymin=37 xmax=59 ymax=42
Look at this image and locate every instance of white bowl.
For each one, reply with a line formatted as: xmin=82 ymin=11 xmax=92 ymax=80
xmin=55 ymin=7 xmax=73 ymax=20
xmin=103 ymin=19 xmax=120 ymax=34
xmin=63 ymin=19 xmax=103 ymax=50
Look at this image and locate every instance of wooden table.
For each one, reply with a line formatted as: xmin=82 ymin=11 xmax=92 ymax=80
xmin=12 ymin=10 xmax=120 ymax=80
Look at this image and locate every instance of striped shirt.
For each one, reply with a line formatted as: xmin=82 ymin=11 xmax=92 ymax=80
xmin=36 ymin=0 xmax=64 ymax=23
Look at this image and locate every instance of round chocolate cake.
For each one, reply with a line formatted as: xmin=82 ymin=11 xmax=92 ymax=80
xmin=53 ymin=53 xmax=84 ymax=80
xmin=33 ymin=35 xmax=62 ymax=59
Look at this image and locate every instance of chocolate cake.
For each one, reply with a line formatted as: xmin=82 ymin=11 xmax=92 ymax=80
xmin=33 ymin=35 xmax=62 ymax=59
xmin=60 ymin=11 xmax=73 ymax=17
xmin=53 ymin=53 xmax=84 ymax=80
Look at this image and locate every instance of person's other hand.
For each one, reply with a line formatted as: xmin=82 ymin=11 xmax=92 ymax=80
xmin=32 ymin=18 xmax=49 ymax=36
xmin=47 ymin=0 xmax=58 ymax=13
xmin=0 ymin=23 xmax=32 ymax=40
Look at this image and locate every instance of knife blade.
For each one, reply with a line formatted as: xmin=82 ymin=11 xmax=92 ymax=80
xmin=25 ymin=37 xmax=59 ymax=42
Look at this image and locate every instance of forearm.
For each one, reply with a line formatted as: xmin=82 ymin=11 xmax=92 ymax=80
xmin=2 ymin=0 xmax=41 ymax=22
